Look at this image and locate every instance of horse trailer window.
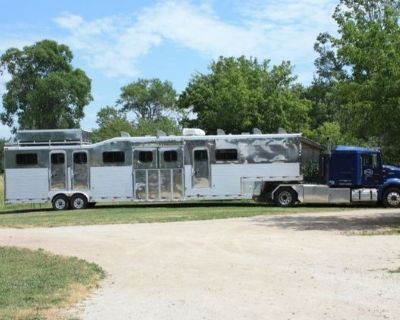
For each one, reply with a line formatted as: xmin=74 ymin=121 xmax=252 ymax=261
xmin=215 ymin=149 xmax=238 ymax=161
xmin=51 ymin=153 xmax=65 ymax=164
xmin=74 ymin=152 xmax=87 ymax=164
xmin=103 ymin=151 xmax=125 ymax=163
xmin=139 ymin=151 xmax=153 ymax=163
xmin=164 ymin=150 xmax=178 ymax=162
xmin=16 ymin=153 xmax=38 ymax=165
xmin=194 ymin=150 xmax=208 ymax=161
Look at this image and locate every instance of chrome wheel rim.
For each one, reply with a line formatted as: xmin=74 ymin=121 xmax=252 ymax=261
xmin=387 ymin=192 xmax=400 ymax=207
xmin=55 ymin=198 xmax=66 ymax=210
xmin=278 ymin=191 xmax=292 ymax=206
xmin=73 ymin=197 xmax=85 ymax=209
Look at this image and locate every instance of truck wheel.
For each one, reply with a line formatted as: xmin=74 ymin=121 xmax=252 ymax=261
xmin=52 ymin=195 xmax=69 ymax=211
xmin=383 ymin=188 xmax=400 ymax=208
xmin=274 ymin=188 xmax=296 ymax=207
xmin=70 ymin=194 xmax=88 ymax=210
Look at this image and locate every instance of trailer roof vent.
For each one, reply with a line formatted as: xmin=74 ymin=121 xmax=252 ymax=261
xmin=157 ymin=130 xmax=166 ymax=137
xmin=182 ymin=128 xmax=206 ymax=136
xmin=120 ymin=131 xmax=131 ymax=137
xmin=278 ymin=127 xmax=287 ymax=134
xmin=253 ymin=128 xmax=262 ymax=134
xmin=217 ymin=129 xmax=225 ymax=135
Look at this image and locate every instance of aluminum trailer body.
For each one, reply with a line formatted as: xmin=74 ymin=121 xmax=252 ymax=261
xmin=4 ymin=129 xmax=308 ymax=210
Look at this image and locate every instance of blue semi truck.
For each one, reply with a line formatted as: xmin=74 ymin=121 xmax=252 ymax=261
xmin=272 ymin=145 xmax=400 ymax=208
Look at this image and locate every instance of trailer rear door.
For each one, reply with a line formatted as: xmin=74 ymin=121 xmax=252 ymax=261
xmin=192 ymin=148 xmax=210 ymax=188
xmin=72 ymin=151 xmax=89 ymax=190
xmin=50 ymin=151 xmax=67 ymax=190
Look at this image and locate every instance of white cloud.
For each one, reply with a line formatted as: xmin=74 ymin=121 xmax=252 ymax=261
xmin=54 ymin=1 xmax=272 ymax=78
xmin=54 ymin=0 xmax=338 ymax=82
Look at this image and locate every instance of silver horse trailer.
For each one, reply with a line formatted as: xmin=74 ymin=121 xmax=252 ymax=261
xmin=4 ymin=128 xmax=316 ymax=210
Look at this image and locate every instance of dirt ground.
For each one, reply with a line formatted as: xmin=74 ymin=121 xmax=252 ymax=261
xmin=1 ymin=208 xmax=400 ymax=320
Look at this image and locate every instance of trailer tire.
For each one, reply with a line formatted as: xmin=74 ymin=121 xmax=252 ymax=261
xmin=52 ymin=194 xmax=69 ymax=211
xmin=274 ymin=187 xmax=296 ymax=207
xmin=383 ymin=187 xmax=400 ymax=208
xmin=70 ymin=194 xmax=88 ymax=210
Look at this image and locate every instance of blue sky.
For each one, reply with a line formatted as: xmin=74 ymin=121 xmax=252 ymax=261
xmin=0 ymin=0 xmax=338 ymax=137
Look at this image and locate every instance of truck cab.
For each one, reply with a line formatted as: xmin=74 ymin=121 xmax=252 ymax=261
xmin=328 ymin=146 xmax=383 ymax=188
xmin=272 ymin=145 xmax=400 ymax=208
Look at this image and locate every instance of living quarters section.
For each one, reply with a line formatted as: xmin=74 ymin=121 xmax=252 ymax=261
xmin=183 ymin=134 xmax=302 ymax=199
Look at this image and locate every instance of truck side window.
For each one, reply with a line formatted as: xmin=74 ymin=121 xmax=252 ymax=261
xmin=362 ymin=154 xmax=378 ymax=168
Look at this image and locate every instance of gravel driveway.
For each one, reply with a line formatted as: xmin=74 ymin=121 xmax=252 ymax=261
xmin=1 ymin=208 xmax=400 ymax=320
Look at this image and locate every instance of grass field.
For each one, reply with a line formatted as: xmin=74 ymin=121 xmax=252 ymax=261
xmin=0 ymin=247 xmax=104 ymax=320
xmin=0 ymin=175 xmax=369 ymax=229
xmin=0 ymin=201 xmax=351 ymax=228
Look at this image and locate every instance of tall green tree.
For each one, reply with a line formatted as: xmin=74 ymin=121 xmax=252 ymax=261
xmin=178 ymin=56 xmax=310 ymax=134
xmin=314 ymin=0 xmax=400 ymax=161
xmin=92 ymin=106 xmax=181 ymax=142
xmin=91 ymin=106 xmax=134 ymax=142
xmin=118 ymin=78 xmax=177 ymax=121
xmin=0 ymin=40 xmax=92 ymax=131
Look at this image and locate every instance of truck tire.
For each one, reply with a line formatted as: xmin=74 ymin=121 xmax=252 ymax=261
xmin=70 ymin=194 xmax=88 ymax=210
xmin=274 ymin=187 xmax=296 ymax=207
xmin=383 ymin=187 xmax=400 ymax=208
xmin=52 ymin=194 xmax=69 ymax=211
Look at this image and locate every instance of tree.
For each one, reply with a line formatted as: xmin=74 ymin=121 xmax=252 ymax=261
xmin=118 ymin=78 xmax=177 ymax=121
xmin=91 ymin=106 xmax=134 ymax=142
xmin=92 ymin=106 xmax=181 ymax=142
xmin=178 ymin=56 xmax=310 ymax=134
xmin=314 ymin=0 xmax=400 ymax=162
xmin=0 ymin=138 xmax=6 ymax=173
xmin=133 ymin=117 xmax=181 ymax=137
xmin=0 ymin=40 xmax=92 ymax=131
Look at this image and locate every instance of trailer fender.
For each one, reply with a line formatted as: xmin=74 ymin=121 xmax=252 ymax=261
xmin=271 ymin=185 xmax=302 ymax=203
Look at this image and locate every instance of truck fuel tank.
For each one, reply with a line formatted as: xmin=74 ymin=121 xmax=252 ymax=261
xmin=351 ymin=188 xmax=378 ymax=202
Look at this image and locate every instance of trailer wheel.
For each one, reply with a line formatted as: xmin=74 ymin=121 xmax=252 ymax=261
xmin=383 ymin=187 xmax=400 ymax=208
xmin=52 ymin=194 xmax=69 ymax=211
xmin=70 ymin=194 xmax=88 ymax=210
xmin=274 ymin=187 xmax=296 ymax=207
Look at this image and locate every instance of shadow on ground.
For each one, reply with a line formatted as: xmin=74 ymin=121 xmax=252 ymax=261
xmin=253 ymin=212 xmax=400 ymax=232
xmin=0 ymin=201 xmax=356 ymax=215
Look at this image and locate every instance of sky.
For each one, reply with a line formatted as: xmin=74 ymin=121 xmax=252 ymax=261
xmin=0 ymin=0 xmax=338 ymax=137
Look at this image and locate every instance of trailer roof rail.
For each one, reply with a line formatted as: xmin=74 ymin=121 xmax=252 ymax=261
xmin=8 ymin=129 xmax=92 ymax=146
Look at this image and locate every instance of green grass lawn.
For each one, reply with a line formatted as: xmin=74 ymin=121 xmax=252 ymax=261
xmin=0 ymin=247 xmax=104 ymax=320
xmin=0 ymin=201 xmax=351 ymax=228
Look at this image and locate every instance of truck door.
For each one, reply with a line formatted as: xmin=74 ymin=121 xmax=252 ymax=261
xmin=50 ymin=151 xmax=67 ymax=190
xmin=72 ymin=151 xmax=89 ymax=190
xmin=192 ymin=148 xmax=210 ymax=188
xmin=361 ymin=153 xmax=381 ymax=187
